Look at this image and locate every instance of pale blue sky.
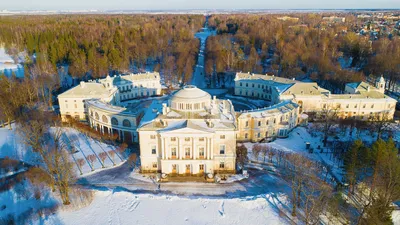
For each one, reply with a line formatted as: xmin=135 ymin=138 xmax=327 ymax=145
xmin=1 ymin=0 xmax=400 ymax=11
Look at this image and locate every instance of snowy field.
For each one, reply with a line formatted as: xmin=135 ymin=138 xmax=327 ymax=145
xmin=0 ymin=125 xmax=125 ymax=176
xmin=45 ymin=191 xmax=287 ymax=225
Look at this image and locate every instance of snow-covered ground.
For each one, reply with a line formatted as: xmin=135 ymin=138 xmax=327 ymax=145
xmin=0 ymin=125 xmax=125 ymax=176
xmin=45 ymin=190 xmax=287 ymax=225
xmin=0 ymin=47 xmax=25 ymax=78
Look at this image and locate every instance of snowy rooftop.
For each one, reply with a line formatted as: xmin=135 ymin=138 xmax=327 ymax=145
xmin=238 ymin=101 xmax=298 ymax=119
xmin=58 ymin=82 xmax=118 ymax=98
xmin=86 ymin=100 xmax=146 ymax=116
xmin=101 ymin=72 xmax=161 ymax=86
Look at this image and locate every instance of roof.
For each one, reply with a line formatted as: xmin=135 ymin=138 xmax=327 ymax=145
xmin=238 ymin=101 xmax=299 ymax=119
xmin=171 ymin=85 xmax=211 ymax=102
xmin=102 ymin=72 xmax=160 ymax=86
xmin=58 ymin=82 xmax=117 ymax=98
xmin=235 ymin=72 xmax=298 ymax=84
xmin=281 ymin=83 xmax=330 ymax=96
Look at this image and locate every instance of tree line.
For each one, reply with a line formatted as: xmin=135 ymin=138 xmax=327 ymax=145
xmin=0 ymin=14 xmax=205 ymax=86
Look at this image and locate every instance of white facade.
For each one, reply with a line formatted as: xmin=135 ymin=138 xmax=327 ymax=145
xmin=234 ymin=73 xmax=397 ymax=121
xmin=138 ymin=86 xmax=237 ymax=175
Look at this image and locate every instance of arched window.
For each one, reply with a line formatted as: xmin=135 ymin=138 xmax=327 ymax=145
xmin=102 ymin=115 xmax=108 ymax=123
xmin=95 ymin=112 xmax=99 ymax=120
xmin=111 ymin=117 xmax=118 ymax=126
xmin=123 ymin=119 xmax=131 ymax=127
xmin=90 ymin=110 xmax=93 ymax=117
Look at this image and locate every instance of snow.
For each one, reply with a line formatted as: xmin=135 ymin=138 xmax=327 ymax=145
xmin=0 ymin=48 xmax=25 ymax=78
xmin=45 ymin=190 xmax=287 ymax=225
xmin=191 ymin=21 xmax=216 ymax=88
xmin=0 ymin=125 xmax=125 ymax=176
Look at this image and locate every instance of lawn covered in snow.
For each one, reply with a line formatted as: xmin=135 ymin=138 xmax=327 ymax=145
xmin=45 ymin=190 xmax=287 ymax=225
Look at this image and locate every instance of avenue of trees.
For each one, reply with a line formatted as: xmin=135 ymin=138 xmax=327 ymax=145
xmin=205 ymin=14 xmax=400 ymax=91
xmin=0 ymin=14 xmax=204 ymax=85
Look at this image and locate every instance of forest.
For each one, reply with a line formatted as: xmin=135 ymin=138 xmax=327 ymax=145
xmin=0 ymin=14 xmax=204 ymax=85
xmin=204 ymin=14 xmax=400 ymax=92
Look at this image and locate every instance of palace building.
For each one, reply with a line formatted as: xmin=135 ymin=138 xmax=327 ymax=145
xmin=137 ymin=85 xmax=237 ymax=175
xmin=234 ymin=72 xmax=396 ymax=121
xmin=57 ymin=71 xmax=397 ymax=177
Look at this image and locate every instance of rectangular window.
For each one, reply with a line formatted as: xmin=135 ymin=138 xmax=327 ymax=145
xmin=199 ymin=164 xmax=204 ymax=171
xmin=171 ymin=147 xmax=177 ymax=158
xmin=257 ymin=133 xmax=261 ymax=138
xmin=220 ymin=145 xmax=225 ymax=155
xmin=199 ymin=137 xmax=204 ymax=141
xmin=185 ymin=137 xmax=190 ymax=141
xmin=151 ymin=146 xmax=156 ymax=154
xmin=220 ymin=135 xmax=225 ymax=139
xmin=171 ymin=137 xmax=176 ymax=141
xmin=245 ymin=121 xmax=249 ymax=127
xmin=354 ymin=104 xmax=357 ymax=108
xmin=185 ymin=147 xmax=190 ymax=158
xmin=371 ymin=104 xmax=374 ymax=108
xmin=152 ymin=162 xmax=157 ymax=168
xmin=199 ymin=147 xmax=205 ymax=158
xmin=150 ymin=135 xmax=156 ymax=139
xmin=219 ymin=162 xmax=225 ymax=169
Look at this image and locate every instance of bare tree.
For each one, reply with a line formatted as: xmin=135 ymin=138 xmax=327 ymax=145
xmin=99 ymin=152 xmax=108 ymax=167
xmin=108 ymin=150 xmax=116 ymax=165
xmin=236 ymin=144 xmax=248 ymax=172
xmin=127 ymin=153 xmax=137 ymax=169
xmin=369 ymin=112 xmax=393 ymax=141
xmin=316 ymin=103 xmax=340 ymax=147
xmin=87 ymin=154 xmax=97 ymax=171
xmin=76 ymin=158 xmax=86 ymax=175
xmin=252 ymin=144 xmax=261 ymax=161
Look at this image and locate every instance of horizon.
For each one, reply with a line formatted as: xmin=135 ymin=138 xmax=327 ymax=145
xmin=2 ymin=0 xmax=400 ymax=11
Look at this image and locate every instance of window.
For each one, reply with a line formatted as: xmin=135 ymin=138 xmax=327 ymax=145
xmin=363 ymin=104 xmax=366 ymax=108
xmin=123 ymin=119 xmax=131 ymax=127
xmin=257 ymin=133 xmax=261 ymax=138
xmin=199 ymin=164 xmax=204 ymax=171
xmin=102 ymin=115 xmax=108 ymax=123
xmin=199 ymin=137 xmax=204 ymax=141
xmin=185 ymin=148 xmax=190 ymax=158
xmin=220 ymin=135 xmax=225 ymax=139
xmin=171 ymin=148 xmax=177 ymax=158
xmin=171 ymin=137 xmax=176 ymax=141
xmin=219 ymin=162 xmax=225 ymax=169
xmin=220 ymin=145 xmax=225 ymax=154
xmin=74 ymin=104 xmax=77 ymax=109
xmin=172 ymin=164 xmax=177 ymax=171
xmin=245 ymin=121 xmax=249 ymax=127
xmin=266 ymin=120 xmax=269 ymax=125
xmin=152 ymin=162 xmax=157 ymax=168
xmin=199 ymin=147 xmax=205 ymax=158
xmin=150 ymin=135 xmax=156 ymax=139
xmin=185 ymin=137 xmax=190 ymax=141
xmin=346 ymin=104 xmax=349 ymax=108
xmin=111 ymin=117 xmax=118 ymax=126
xmin=95 ymin=112 xmax=99 ymax=120
xmin=245 ymin=133 xmax=248 ymax=139
xmin=354 ymin=104 xmax=357 ymax=108
xmin=265 ymin=131 xmax=268 ymax=137
xmin=371 ymin=104 xmax=374 ymax=109
xmin=258 ymin=121 xmax=261 ymax=126
xmin=151 ymin=146 xmax=156 ymax=154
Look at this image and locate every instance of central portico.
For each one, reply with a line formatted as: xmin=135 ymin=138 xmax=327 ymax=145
xmin=138 ymin=85 xmax=237 ymax=176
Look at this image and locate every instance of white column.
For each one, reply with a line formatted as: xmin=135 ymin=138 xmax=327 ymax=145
xmin=179 ymin=137 xmax=183 ymax=159
xmin=193 ymin=137 xmax=196 ymax=160
xmin=207 ymin=138 xmax=211 ymax=160
xmin=210 ymin=138 xmax=214 ymax=159
xmin=161 ymin=137 xmax=165 ymax=159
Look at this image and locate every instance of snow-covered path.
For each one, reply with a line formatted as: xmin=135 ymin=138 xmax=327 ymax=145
xmin=191 ymin=17 xmax=216 ymax=88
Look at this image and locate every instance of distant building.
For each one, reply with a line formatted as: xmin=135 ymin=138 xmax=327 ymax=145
xmin=322 ymin=16 xmax=346 ymax=23
xmin=277 ymin=16 xmax=299 ymax=22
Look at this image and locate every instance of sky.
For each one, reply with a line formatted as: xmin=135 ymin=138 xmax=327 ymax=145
xmin=1 ymin=0 xmax=400 ymax=11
